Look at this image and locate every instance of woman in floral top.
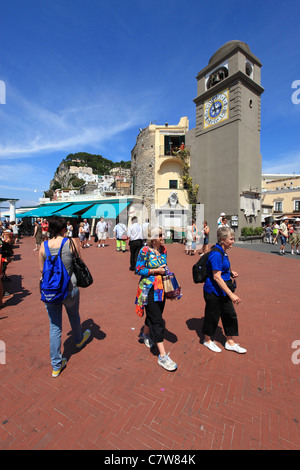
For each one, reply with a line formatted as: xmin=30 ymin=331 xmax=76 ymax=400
xmin=135 ymin=228 xmax=177 ymax=371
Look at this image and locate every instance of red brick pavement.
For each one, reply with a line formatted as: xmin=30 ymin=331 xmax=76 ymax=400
xmin=0 ymin=236 xmax=299 ymax=450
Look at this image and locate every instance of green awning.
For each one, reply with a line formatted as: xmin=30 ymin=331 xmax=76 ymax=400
xmin=52 ymin=203 xmax=95 ymax=217
xmin=17 ymin=203 xmax=72 ymax=218
xmin=81 ymin=201 xmax=129 ymax=219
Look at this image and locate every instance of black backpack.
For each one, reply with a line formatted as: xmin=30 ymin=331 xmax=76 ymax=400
xmin=192 ymin=246 xmax=224 ymax=284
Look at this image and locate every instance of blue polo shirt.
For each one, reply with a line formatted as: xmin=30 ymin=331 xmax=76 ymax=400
xmin=204 ymin=244 xmax=231 ymax=296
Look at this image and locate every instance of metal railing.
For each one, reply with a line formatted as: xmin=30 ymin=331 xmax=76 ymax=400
xmin=158 ymin=145 xmax=190 ymax=157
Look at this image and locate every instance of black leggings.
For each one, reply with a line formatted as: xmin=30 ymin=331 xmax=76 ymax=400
xmin=202 ymin=290 xmax=239 ymax=337
xmin=145 ymin=287 xmax=166 ymax=343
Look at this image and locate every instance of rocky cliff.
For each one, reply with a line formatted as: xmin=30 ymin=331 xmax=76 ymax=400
xmin=44 ymin=152 xmax=131 ymax=198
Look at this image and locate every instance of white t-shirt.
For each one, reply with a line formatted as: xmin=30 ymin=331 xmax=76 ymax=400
xmin=114 ymin=223 xmax=126 ymax=239
xmin=96 ymin=221 xmax=107 ymax=233
xmin=127 ymin=222 xmax=143 ymax=241
xmin=280 ymin=222 xmax=288 ymax=237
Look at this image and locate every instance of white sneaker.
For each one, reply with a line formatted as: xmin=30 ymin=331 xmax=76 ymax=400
xmin=142 ymin=334 xmax=154 ymax=349
xmin=203 ymin=340 xmax=222 ymax=353
xmin=158 ymin=353 xmax=177 ymax=371
xmin=225 ymin=342 xmax=247 ymax=354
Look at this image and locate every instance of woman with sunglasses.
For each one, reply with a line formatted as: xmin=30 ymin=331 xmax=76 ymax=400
xmin=135 ymin=227 xmax=177 ymax=371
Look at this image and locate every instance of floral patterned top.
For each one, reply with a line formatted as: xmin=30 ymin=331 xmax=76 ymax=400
xmin=135 ymin=245 xmax=167 ymax=316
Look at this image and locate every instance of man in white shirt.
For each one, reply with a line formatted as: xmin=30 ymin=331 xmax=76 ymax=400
xmin=220 ymin=217 xmax=230 ymax=228
xmin=279 ymin=217 xmax=289 ymax=255
xmin=83 ymin=219 xmax=90 ymax=247
xmin=127 ymin=216 xmax=143 ymax=271
xmin=113 ymin=220 xmax=127 ymax=252
xmin=96 ymin=217 xmax=107 ymax=248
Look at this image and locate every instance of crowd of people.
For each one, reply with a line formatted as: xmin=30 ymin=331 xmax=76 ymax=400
xmin=263 ymin=217 xmax=300 ymax=255
xmin=2 ymin=210 xmax=299 ymax=377
xmin=1 ymin=212 xmax=249 ymax=377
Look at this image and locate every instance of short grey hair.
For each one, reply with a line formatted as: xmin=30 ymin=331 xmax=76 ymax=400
xmin=217 ymin=226 xmax=235 ymax=243
xmin=146 ymin=226 xmax=163 ymax=245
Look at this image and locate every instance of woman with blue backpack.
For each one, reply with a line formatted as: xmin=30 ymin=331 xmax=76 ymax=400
xmin=39 ymin=216 xmax=91 ymax=377
xmin=202 ymin=226 xmax=247 ymax=354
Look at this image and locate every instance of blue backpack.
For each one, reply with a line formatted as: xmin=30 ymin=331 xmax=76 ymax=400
xmin=40 ymin=238 xmax=71 ymax=303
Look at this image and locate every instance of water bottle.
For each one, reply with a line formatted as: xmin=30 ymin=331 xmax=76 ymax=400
xmin=141 ymin=285 xmax=148 ymax=306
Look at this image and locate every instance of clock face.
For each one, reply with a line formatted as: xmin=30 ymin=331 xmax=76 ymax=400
xmin=204 ymin=89 xmax=229 ymax=129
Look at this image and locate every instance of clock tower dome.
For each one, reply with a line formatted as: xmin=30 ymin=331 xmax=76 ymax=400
xmin=188 ymin=40 xmax=264 ymax=240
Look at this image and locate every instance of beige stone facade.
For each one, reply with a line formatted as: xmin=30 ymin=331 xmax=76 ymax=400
xmin=131 ymin=117 xmax=190 ymax=224
xmin=262 ymin=175 xmax=300 ymax=191
xmin=261 ymin=175 xmax=300 ymax=221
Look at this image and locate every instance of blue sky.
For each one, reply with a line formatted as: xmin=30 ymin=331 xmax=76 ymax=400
xmin=0 ymin=0 xmax=300 ymax=208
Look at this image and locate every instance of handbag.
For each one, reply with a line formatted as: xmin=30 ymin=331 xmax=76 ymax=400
xmin=162 ymin=267 xmax=182 ymax=300
xmin=69 ymin=238 xmax=93 ymax=288
xmin=225 ymin=279 xmax=236 ymax=293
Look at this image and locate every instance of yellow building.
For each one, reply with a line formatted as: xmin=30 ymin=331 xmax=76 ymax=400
xmin=261 ymin=175 xmax=300 ymax=222
xmin=154 ymin=117 xmax=189 ymax=209
xmin=131 ymin=117 xmax=190 ymax=229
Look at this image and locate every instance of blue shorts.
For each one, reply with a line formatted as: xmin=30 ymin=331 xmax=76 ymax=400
xmin=280 ymin=236 xmax=287 ymax=246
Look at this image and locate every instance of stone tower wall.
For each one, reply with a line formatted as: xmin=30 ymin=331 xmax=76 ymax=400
xmin=131 ymin=128 xmax=156 ymax=214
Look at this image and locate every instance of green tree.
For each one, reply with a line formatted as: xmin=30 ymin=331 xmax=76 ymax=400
xmin=62 ymin=152 xmax=131 ymax=175
xmin=175 ymin=149 xmax=199 ymax=218
xmin=68 ymin=176 xmax=85 ymax=188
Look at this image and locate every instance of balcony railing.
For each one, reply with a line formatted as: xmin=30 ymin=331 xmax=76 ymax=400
xmin=159 ymin=145 xmax=190 ymax=157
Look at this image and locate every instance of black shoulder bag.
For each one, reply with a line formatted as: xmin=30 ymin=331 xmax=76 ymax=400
xmin=69 ymin=238 xmax=93 ymax=288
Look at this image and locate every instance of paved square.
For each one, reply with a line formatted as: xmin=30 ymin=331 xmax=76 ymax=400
xmin=0 ymin=237 xmax=299 ymax=449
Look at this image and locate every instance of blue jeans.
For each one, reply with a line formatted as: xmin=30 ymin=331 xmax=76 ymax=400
xmin=45 ymin=287 xmax=83 ymax=371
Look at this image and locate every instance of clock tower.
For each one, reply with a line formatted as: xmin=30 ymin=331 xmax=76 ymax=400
xmin=188 ymin=40 xmax=264 ymax=240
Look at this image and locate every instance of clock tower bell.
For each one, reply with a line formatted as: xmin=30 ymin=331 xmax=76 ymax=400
xmin=189 ymin=40 xmax=264 ymax=240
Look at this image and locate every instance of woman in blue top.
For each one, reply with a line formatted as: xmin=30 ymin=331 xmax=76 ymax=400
xmin=202 ymin=226 xmax=247 ymax=354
